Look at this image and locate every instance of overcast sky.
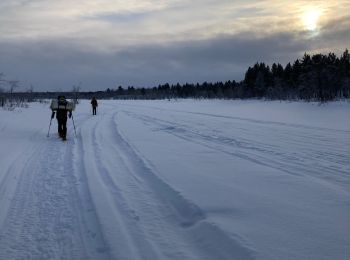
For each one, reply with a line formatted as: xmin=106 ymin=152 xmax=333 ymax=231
xmin=0 ymin=0 xmax=349 ymax=91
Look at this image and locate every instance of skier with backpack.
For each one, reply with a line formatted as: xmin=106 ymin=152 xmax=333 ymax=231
xmin=50 ymin=96 xmax=75 ymax=141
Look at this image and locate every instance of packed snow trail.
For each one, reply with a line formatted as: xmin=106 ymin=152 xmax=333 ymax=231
xmin=0 ymin=100 xmax=349 ymax=260
xmin=77 ymin=106 xmax=254 ymax=259
xmin=0 ymin=115 xmax=110 ymax=259
xmin=0 ymin=102 xmax=255 ymax=260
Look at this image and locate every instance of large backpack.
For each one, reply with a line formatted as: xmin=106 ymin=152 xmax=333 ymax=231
xmin=50 ymin=98 xmax=75 ymax=111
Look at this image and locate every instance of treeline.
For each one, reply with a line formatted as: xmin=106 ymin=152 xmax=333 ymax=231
xmin=243 ymin=50 xmax=350 ymax=101
xmin=102 ymin=49 xmax=350 ymax=101
xmin=2 ymin=50 xmax=350 ymax=101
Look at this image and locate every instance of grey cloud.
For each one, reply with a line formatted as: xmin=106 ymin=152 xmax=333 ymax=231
xmin=319 ymin=15 xmax=350 ymax=47
xmin=83 ymin=11 xmax=151 ymax=24
xmin=107 ymin=32 xmax=309 ymax=85
xmin=0 ymin=28 xmax=346 ymax=91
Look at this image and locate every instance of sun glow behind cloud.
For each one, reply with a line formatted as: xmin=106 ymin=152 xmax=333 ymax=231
xmin=0 ymin=1 xmax=347 ymax=47
xmin=302 ymin=8 xmax=322 ymax=31
xmin=0 ymin=0 xmax=349 ymax=90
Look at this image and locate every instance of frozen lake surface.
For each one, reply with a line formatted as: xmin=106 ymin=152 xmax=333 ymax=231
xmin=0 ymin=99 xmax=349 ymax=259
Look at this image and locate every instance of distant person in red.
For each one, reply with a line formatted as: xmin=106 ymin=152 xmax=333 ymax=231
xmin=91 ymin=97 xmax=98 ymax=115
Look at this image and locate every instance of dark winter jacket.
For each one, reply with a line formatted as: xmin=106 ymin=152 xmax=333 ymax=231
xmin=91 ymin=98 xmax=98 ymax=107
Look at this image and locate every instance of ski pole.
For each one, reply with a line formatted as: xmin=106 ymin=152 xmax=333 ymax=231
xmin=47 ymin=117 xmax=53 ymax=137
xmin=71 ymin=114 xmax=77 ymax=137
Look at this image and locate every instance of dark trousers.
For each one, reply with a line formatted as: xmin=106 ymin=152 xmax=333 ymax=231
xmin=92 ymin=106 xmax=97 ymax=115
xmin=57 ymin=119 xmax=67 ymax=138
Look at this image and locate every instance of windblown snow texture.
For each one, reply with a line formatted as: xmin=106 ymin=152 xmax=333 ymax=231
xmin=0 ymin=100 xmax=349 ymax=260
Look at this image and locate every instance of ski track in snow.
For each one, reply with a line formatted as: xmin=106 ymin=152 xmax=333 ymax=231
xmin=119 ymin=106 xmax=350 ymax=191
xmin=78 ymin=107 xmax=255 ymax=260
xmin=0 ymin=103 xmax=255 ymax=259
xmin=0 ymin=115 xmax=111 ymax=259
xmin=0 ymin=140 xmax=87 ymax=259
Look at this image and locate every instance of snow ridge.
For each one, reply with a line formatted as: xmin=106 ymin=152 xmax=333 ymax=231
xmin=78 ymin=108 xmax=255 ymax=259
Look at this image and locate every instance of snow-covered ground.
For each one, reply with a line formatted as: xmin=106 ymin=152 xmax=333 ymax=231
xmin=0 ymin=99 xmax=349 ymax=260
